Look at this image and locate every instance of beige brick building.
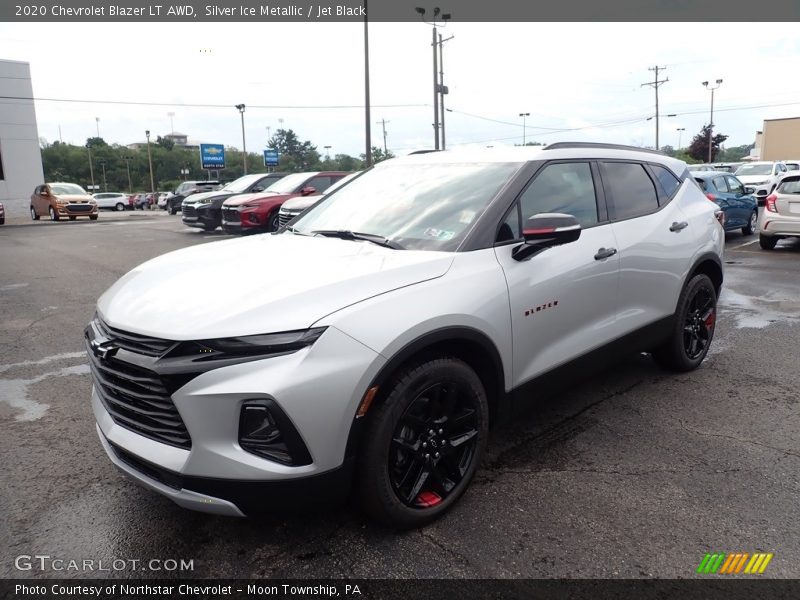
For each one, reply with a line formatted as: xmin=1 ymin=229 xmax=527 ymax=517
xmin=756 ymin=117 xmax=800 ymax=160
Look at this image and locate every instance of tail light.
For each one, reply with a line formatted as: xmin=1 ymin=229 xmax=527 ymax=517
xmin=705 ymin=193 xmax=717 ymax=202
xmin=765 ymin=194 xmax=778 ymax=213
xmin=714 ymin=209 xmax=725 ymax=226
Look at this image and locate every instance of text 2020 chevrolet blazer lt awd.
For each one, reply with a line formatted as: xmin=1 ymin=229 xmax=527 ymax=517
xmin=86 ymin=143 xmax=724 ymax=528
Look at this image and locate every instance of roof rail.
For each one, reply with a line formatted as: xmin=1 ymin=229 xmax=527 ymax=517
xmin=544 ymin=142 xmax=666 ymax=156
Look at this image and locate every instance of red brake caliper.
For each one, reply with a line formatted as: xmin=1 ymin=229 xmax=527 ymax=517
xmin=415 ymin=491 xmax=442 ymax=508
xmin=704 ymin=309 xmax=716 ymax=330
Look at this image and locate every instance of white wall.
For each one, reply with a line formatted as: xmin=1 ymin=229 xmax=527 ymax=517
xmin=0 ymin=59 xmax=44 ymax=219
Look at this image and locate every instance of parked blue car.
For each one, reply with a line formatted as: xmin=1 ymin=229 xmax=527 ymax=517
xmin=693 ymin=172 xmax=759 ymax=235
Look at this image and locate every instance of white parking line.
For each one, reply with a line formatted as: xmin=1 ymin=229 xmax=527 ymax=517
xmin=730 ymin=239 xmax=759 ymax=249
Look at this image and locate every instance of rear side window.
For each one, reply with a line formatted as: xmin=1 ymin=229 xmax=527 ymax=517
xmin=601 ymin=162 xmax=659 ymax=220
xmin=518 ymin=162 xmax=599 ymax=229
xmin=650 ymin=164 xmax=681 ymax=199
xmin=777 ymin=177 xmax=800 ymax=194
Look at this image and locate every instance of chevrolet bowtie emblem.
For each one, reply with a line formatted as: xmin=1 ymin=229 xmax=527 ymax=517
xmin=90 ymin=339 xmax=119 ymax=360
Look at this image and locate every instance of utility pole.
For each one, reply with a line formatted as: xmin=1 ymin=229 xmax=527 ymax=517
xmin=641 ymin=66 xmax=668 ymax=150
xmin=98 ymin=159 xmax=107 ymax=192
xmin=86 ymin=143 xmax=95 ymax=193
xmin=364 ymin=0 xmax=372 ymax=167
xmin=432 ymin=26 xmax=439 ymax=150
xmin=123 ymin=156 xmax=133 ymax=193
xmin=703 ymin=79 xmax=723 ymax=163
xmin=438 ymin=33 xmax=453 ymax=150
xmin=376 ymin=119 xmax=389 ymax=154
xmin=145 ymin=130 xmax=155 ymax=195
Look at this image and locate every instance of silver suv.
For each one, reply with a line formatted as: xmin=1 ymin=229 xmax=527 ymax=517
xmin=86 ymin=143 xmax=724 ymax=528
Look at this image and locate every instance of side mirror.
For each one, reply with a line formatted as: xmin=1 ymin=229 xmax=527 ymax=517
xmin=512 ymin=213 xmax=581 ymax=262
xmin=300 ymin=186 xmax=317 ymax=196
xmin=251 ymin=186 xmax=264 ymax=193
xmin=744 ymin=186 xmax=755 ymax=195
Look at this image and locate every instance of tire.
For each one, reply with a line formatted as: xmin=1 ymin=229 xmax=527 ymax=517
xmin=115 ymin=203 xmax=125 ymax=211
xmin=759 ymin=234 xmax=778 ymax=250
xmin=742 ymin=210 xmax=758 ymax=236
xmin=89 ymin=215 xmax=98 ymax=221
xmin=356 ymin=357 xmax=488 ymax=528
xmin=169 ymin=204 xmax=178 ymax=215
xmin=30 ymin=206 xmax=39 ymax=221
xmin=0 ymin=217 xmax=4 ymax=225
xmin=203 ymin=219 xmax=219 ymax=232
xmin=652 ymin=274 xmax=717 ymax=372
xmin=49 ymin=206 xmax=59 ymax=221
xmin=267 ymin=210 xmax=280 ymax=232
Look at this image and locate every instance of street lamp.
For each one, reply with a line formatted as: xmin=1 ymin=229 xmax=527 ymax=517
xmin=676 ymin=127 xmax=686 ymax=151
xmin=702 ymin=79 xmax=723 ymax=163
xmin=416 ymin=6 xmax=452 ymax=150
xmin=324 ymin=145 xmax=332 ymax=160
xmin=235 ymin=104 xmax=247 ymax=174
xmin=519 ymin=112 xmax=530 ymax=146
xmin=167 ymin=111 xmax=175 ymax=134
xmin=95 ymin=117 xmax=100 ymax=139
xmin=145 ymin=130 xmax=155 ymax=198
xmin=86 ymin=142 xmax=96 ymax=193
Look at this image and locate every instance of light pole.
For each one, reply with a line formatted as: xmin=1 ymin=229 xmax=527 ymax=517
xmin=123 ymin=156 xmax=133 ymax=193
xmin=702 ymin=79 xmax=723 ymax=163
xmin=95 ymin=117 xmax=100 ymax=139
xmin=676 ymin=127 xmax=685 ymax=151
xmin=235 ymin=104 xmax=247 ymax=174
xmin=519 ymin=112 xmax=530 ymax=145
xmin=86 ymin=142 xmax=96 ymax=193
xmin=167 ymin=111 xmax=175 ymax=134
xmin=98 ymin=159 xmax=107 ymax=192
xmin=416 ymin=6 xmax=451 ymax=151
xmin=364 ymin=0 xmax=372 ymax=167
xmin=324 ymin=145 xmax=332 ymax=160
xmin=145 ymin=130 xmax=155 ymax=197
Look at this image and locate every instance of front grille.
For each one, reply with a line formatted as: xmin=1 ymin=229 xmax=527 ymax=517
xmin=68 ymin=204 xmax=93 ymax=212
xmin=96 ymin=318 xmax=175 ymax=357
xmin=87 ymin=338 xmax=191 ymax=449
xmin=278 ymin=210 xmax=298 ymax=228
xmin=182 ymin=205 xmax=197 ymax=218
xmin=222 ymin=207 xmax=240 ymax=223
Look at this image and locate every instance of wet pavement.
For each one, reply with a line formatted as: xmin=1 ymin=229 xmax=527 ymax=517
xmin=1 ymin=212 xmax=799 ymax=579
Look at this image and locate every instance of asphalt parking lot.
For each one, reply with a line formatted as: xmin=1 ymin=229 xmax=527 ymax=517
xmin=1 ymin=210 xmax=799 ymax=579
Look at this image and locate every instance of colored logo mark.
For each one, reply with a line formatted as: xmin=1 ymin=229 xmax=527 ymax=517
xmin=696 ymin=552 xmax=773 ymax=574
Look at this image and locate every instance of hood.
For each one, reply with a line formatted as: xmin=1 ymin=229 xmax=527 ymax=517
xmin=281 ymin=194 xmax=321 ymax=213
xmin=184 ymin=190 xmax=232 ymax=205
xmin=223 ymin=192 xmax=283 ymax=207
xmin=98 ymin=233 xmax=454 ymax=340
xmin=736 ymin=174 xmax=772 ymax=184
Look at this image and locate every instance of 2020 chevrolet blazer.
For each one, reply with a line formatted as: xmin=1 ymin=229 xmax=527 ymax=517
xmin=86 ymin=143 xmax=724 ymax=527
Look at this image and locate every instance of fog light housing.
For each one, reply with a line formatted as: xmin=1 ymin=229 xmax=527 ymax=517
xmin=248 ymin=213 xmax=260 ymax=224
xmin=238 ymin=400 xmax=312 ymax=466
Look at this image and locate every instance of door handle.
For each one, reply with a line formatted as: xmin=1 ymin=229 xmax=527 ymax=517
xmin=594 ymin=247 xmax=617 ymax=260
xmin=670 ymin=221 xmax=689 ymax=232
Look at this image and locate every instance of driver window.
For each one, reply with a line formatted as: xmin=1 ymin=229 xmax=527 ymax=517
xmin=519 ymin=162 xmax=598 ymax=229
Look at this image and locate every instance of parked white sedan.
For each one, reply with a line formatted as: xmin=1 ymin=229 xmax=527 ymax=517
xmin=92 ymin=192 xmax=129 ymax=211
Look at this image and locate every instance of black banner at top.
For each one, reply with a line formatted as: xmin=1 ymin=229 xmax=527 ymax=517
xmin=2 ymin=0 xmax=800 ymax=22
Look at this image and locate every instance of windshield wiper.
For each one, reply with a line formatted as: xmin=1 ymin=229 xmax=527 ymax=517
xmin=311 ymin=230 xmax=404 ymax=250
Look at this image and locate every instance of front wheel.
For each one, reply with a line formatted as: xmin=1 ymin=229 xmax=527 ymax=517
xmin=356 ymin=357 xmax=488 ymax=528
xmin=652 ymin=274 xmax=717 ymax=372
xmin=30 ymin=206 xmax=40 ymax=221
xmin=267 ymin=210 xmax=280 ymax=232
xmin=742 ymin=210 xmax=758 ymax=236
xmin=89 ymin=215 xmax=98 ymax=221
xmin=69 ymin=216 xmax=76 ymax=221
xmin=49 ymin=206 xmax=59 ymax=221
xmin=115 ymin=202 xmax=125 ymax=211
xmin=203 ymin=219 xmax=219 ymax=232
xmin=759 ymin=234 xmax=778 ymax=250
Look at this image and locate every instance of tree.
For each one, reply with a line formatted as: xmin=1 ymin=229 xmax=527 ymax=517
xmin=268 ymin=129 xmax=319 ymax=170
xmin=156 ymin=136 xmax=175 ymax=151
xmin=687 ymin=125 xmax=728 ymax=163
xmin=360 ymin=146 xmax=395 ymax=164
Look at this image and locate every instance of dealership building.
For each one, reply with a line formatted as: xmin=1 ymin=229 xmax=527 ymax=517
xmin=752 ymin=116 xmax=800 ymax=161
xmin=0 ymin=59 xmax=45 ymax=218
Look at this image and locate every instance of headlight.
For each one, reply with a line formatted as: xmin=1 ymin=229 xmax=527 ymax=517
xmin=168 ymin=327 xmax=327 ymax=360
xmin=751 ymin=181 xmax=767 ymax=185
xmin=56 ymin=198 xmax=69 ymax=205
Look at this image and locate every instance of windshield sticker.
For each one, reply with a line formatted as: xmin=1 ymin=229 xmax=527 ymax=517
xmin=423 ymin=228 xmax=455 ymax=240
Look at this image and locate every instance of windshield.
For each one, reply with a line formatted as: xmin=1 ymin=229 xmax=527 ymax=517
xmin=222 ymin=173 xmax=267 ymax=193
xmin=50 ymin=183 xmax=88 ymax=195
xmin=735 ymin=164 xmax=773 ymax=176
xmin=266 ymin=172 xmax=313 ymax=194
xmin=292 ymin=162 xmax=521 ymax=251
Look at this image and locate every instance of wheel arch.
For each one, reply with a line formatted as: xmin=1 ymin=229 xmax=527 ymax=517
xmin=343 ymin=326 xmax=508 ymax=460
xmin=687 ymin=252 xmax=723 ymax=298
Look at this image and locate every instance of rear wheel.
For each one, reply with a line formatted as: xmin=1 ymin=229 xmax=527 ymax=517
xmin=759 ymin=234 xmax=778 ymax=250
xmin=742 ymin=210 xmax=758 ymax=236
xmin=652 ymin=274 xmax=717 ymax=372
xmin=115 ymin=202 xmax=125 ymax=211
xmin=49 ymin=206 xmax=59 ymax=221
xmin=30 ymin=206 xmax=39 ymax=221
xmin=357 ymin=357 xmax=488 ymax=528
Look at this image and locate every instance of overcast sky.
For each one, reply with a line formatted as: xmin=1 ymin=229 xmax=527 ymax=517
xmin=2 ymin=22 xmax=799 ymax=156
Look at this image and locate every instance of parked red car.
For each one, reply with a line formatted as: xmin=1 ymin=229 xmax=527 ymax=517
xmin=221 ymin=171 xmax=349 ymax=234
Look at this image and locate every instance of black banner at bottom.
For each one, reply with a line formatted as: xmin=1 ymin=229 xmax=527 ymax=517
xmin=3 ymin=579 xmax=800 ymax=600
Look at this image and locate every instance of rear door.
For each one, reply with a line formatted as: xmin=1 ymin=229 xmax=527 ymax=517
xmin=725 ymin=175 xmax=751 ymax=225
xmin=601 ymin=161 xmax=697 ymax=334
xmin=711 ymin=175 xmax=736 ymax=226
xmin=493 ymin=160 xmax=620 ymax=386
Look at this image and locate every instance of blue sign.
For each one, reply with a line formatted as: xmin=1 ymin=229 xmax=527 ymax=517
xmin=263 ymin=149 xmax=279 ymax=167
xmin=200 ymin=144 xmax=225 ymax=170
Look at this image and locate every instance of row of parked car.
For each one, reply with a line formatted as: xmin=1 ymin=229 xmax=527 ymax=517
xmin=689 ymin=159 xmax=799 ymax=203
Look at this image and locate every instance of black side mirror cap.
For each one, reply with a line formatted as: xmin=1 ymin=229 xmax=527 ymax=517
xmin=512 ymin=213 xmax=581 ymax=262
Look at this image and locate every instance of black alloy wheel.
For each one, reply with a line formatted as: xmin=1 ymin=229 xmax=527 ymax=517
xmin=683 ymin=285 xmax=715 ymax=360
xmin=357 ymin=357 xmax=488 ymax=528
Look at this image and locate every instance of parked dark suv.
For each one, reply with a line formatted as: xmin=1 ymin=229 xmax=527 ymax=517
xmin=167 ymin=180 xmax=222 ymax=215
xmin=181 ymin=173 xmax=288 ymax=231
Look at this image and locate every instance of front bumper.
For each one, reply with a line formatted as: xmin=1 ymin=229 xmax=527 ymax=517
xmin=91 ymin=325 xmax=385 ymax=515
xmin=59 ymin=204 xmax=98 ymax=216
